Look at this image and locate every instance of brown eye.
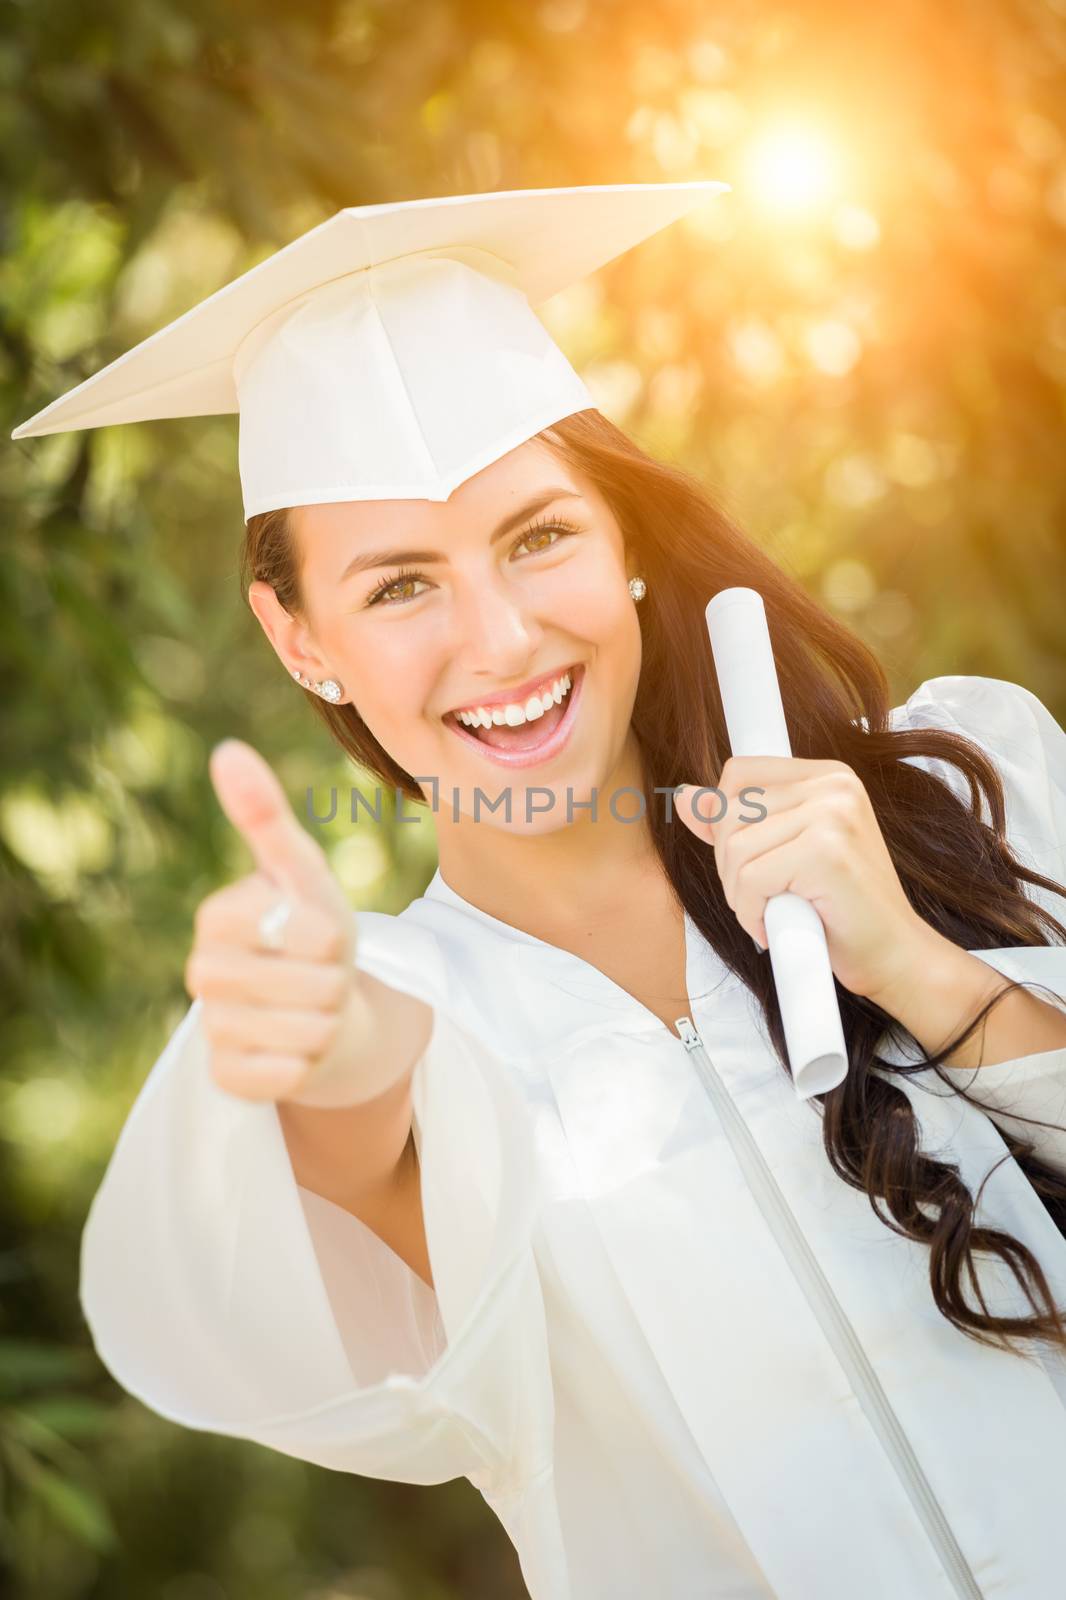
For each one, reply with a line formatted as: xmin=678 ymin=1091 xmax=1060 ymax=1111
xmin=365 ymin=566 xmax=429 ymax=607
xmin=524 ymin=528 xmax=554 ymax=551
xmin=515 ymin=516 xmax=581 ymax=557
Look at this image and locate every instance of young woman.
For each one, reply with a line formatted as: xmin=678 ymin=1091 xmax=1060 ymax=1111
xmin=17 ymin=186 xmax=1066 ymax=1598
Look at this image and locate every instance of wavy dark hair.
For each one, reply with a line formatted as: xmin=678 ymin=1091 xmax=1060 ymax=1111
xmin=243 ymin=406 xmax=1066 ymax=1357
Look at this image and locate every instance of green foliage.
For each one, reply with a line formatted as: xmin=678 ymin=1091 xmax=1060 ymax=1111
xmin=3 ymin=0 xmax=1065 ymax=1594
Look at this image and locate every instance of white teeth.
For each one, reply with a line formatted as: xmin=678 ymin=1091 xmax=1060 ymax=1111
xmin=455 ymin=671 xmax=573 ymax=728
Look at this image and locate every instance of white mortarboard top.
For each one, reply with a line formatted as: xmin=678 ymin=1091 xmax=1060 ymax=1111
xmin=11 ymin=182 xmax=728 ymax=522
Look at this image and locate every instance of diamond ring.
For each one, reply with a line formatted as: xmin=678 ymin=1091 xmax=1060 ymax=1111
xmin=257 ymin=895 xmax=294 ymax=952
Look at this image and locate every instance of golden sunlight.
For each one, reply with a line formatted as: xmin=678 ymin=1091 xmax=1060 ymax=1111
xmin=743 ymin=121 xmax=845 ymax=216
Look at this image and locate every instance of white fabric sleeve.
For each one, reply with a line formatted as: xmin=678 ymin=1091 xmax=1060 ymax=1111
xmin=888 ymin=674 xmax=1066 ymax=1176
xmin=293 ymin=1186 xmax=448 ymax=1381
xmin=78 ymin=910 xmax=556 ymax=1493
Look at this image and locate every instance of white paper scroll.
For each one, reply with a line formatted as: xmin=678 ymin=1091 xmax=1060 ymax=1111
xmin=704 ymin=587 xmax=848 ymax=1098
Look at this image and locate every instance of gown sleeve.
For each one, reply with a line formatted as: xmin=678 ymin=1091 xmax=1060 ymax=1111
xmin=888 ymin=674 xmax=1066 ymax=1176
xmin=77 ymin=908 xmax=556 ymax=1495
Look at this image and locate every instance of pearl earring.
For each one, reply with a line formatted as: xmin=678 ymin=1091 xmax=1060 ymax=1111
xmin=291 ymin=668 xmax=344 ymax=702
xmin=628 ymin=576 xmax=647 ymax=602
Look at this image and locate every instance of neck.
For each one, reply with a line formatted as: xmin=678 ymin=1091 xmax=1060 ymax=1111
xmin=431 ymin=730 xmax=672 ymax=940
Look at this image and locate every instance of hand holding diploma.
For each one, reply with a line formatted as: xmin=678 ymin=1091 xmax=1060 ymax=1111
xmin=673 ymin=587 xmax=939 ymax=1098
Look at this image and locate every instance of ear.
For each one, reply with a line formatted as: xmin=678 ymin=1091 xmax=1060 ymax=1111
xmin=247 ymin=579 xmax=324 ymax=685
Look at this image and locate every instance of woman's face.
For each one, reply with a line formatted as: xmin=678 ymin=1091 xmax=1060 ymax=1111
xmin=252 ymin=438 xmax=644 ymax=835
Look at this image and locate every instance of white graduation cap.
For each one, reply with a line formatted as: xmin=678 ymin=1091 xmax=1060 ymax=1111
xmin=11 ymin=181 xmax=729 ymax=522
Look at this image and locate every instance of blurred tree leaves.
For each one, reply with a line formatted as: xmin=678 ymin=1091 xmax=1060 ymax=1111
xmin=0 ymin=1340 xmax=117 ymax=1580
xmin=2 ymin=0 xmax=1065 ymax=1595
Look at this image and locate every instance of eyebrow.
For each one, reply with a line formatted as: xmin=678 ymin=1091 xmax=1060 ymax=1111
xmin=336 ymin=487 xmax=585 ymax=585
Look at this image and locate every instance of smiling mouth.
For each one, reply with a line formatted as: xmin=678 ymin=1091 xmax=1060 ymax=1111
xmin=444 ymin=662 xmax=584 ymax=758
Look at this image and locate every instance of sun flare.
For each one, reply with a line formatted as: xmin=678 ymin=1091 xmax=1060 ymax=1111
xmin=744 ymin=122 xmax=844 ymax=215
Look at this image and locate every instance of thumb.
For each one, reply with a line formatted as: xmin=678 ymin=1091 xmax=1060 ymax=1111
xmin=209 ymin=738 xmax=341 ymax=907
xmin=673 ymin=783 xmax=720 ymax=845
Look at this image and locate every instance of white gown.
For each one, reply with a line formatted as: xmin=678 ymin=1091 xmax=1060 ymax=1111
xmin=79 ymin=674 xmax=1066 ymax=1600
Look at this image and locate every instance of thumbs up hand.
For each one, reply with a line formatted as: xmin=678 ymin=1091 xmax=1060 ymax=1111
xmin=184 ymin=739 xmax=381 ymax=1108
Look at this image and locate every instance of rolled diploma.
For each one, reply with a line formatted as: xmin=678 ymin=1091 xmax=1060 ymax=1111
xmin=704 ymin=587 xmax=848 ymax=1098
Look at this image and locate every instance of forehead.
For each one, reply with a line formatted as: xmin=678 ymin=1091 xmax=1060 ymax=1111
xmin=292 ymin=436 xmax=589 ymax=553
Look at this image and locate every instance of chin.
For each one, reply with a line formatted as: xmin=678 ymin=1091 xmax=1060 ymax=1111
xmin=467 ymin=754 xmax=623 ymax=834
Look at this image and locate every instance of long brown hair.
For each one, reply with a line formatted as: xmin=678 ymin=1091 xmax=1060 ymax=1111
xmin=243 ymin=407 xmax=1066 ymax=1356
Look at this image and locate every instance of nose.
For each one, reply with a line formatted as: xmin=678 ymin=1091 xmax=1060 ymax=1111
xmin=450 ymin=569 xmax=544 ymax=680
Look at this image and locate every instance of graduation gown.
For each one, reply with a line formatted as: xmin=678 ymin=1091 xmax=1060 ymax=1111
xmin=79 ymin=674 xmax=1066 ymax=1599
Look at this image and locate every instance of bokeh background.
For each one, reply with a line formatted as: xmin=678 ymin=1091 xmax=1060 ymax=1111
xmin=3 ymin=1 xmax=1066 ymax=1595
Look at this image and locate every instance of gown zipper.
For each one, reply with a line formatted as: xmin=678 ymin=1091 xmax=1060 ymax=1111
xmin=674 ymin=1015 xmax=984 ymax=1600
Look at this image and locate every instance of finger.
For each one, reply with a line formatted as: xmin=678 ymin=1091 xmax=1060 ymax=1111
xmin=676 ymin=784 xmax=802 ymax=954
xmin=673 ymin=784 xmax=728 ymax=843
xmin=733 ymin=771 xmax=861 ymax=821
xmin=185 ymin=947 xmax=351 ymax=1010
xmin=676 ymin=774 xmax=819 ymax=850
xmin=208 ymin=1048 xmax=309 ymax=1103
xmin=732 ymin=846 xmax=790 ymax=950
xmin=732 ymin=830 xmax=845 ymax=947
xmin=201 ymin=1000 xmax=342 ymax=1060
xmin=194 ymin=873 xmax=348 ymax=963
xmin=209 ymin=739 xmax=340 ymax=907
xmin=716 ymin=804 xmax=809 ymax=910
